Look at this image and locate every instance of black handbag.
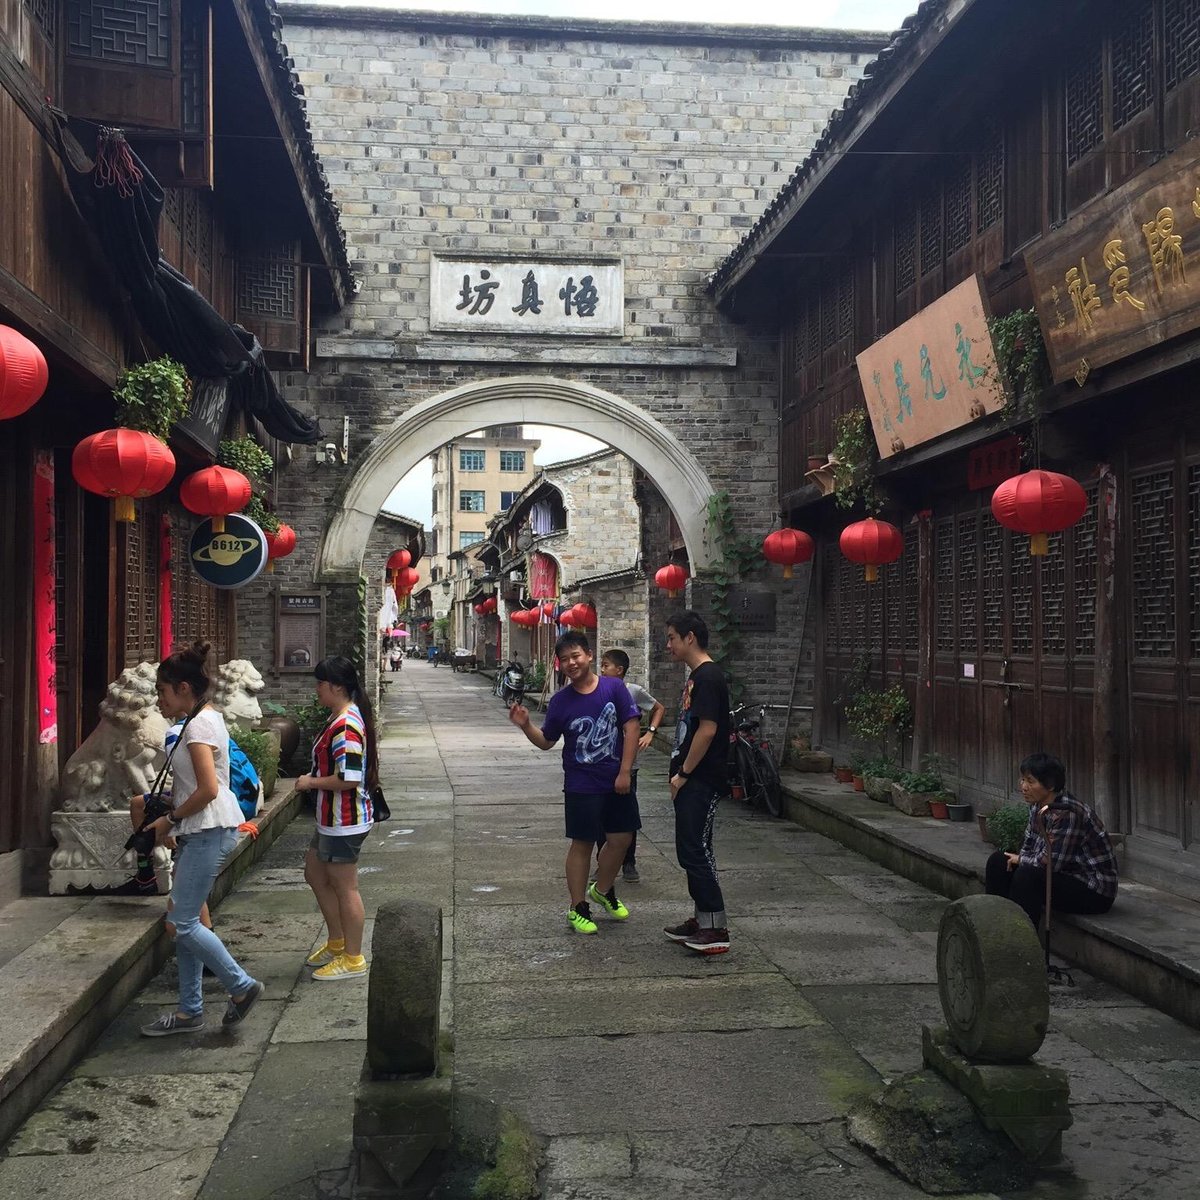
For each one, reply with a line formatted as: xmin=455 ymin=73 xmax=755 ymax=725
xmin=370 ymin=786 xmax=391 ymax=822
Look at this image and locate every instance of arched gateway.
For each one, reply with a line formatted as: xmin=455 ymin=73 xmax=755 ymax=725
xmin=316 ymin=376 xmax=718 ymax=579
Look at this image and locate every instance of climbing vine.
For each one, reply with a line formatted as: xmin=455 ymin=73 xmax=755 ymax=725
xmin=830 ymin=407 xmax=883 ymax=514
xmin=703 ymin=490 xmax=763 ymax=701
xmin=988 ymin=307 xmax=1050 ymax=419
xmin=352 ymin=574 xmax=368 ymax=684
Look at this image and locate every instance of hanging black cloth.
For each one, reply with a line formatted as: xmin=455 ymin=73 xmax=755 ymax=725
xmin=49 ymin=115 xmax=322 ymax=445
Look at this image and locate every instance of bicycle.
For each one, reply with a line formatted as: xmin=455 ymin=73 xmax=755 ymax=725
xmin=728 ymin=703 xmax=783 ymax=818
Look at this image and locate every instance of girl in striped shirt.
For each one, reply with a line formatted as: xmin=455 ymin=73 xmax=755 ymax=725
xmin=297 ymin=656 xmax=380 ymax=980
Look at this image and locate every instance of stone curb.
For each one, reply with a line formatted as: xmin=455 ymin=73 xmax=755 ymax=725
xmin=779 ymin=773 xmax=1200 ymax=1030
xmin=0 ymin=784 xmax=305 ymax=1148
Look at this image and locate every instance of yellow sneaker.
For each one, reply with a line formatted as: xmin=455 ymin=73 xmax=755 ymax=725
xmin=305 ymin=940 xmax=344 ymax=968
xmin=312 ymin=954 xmax=368 ymax=981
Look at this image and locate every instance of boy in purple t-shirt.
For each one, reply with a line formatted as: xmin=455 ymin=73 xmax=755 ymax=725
xmin=509 ymin=631 xmax=641 ymax=934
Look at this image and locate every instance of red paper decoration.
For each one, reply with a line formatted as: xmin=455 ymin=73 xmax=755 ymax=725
xmin=0 ymin=325 xmax=49 ymax=420
xmin=541 ymin=601 xmax=557 ymax=618
xmin=511 ymin=608 xmax=539 ymax=627
xmin=394 ymin=566 xmax=420 ymax=595
xmin=655 ymin=563 xmax=688 ymax=598
xmin=762 ymin=528 xmax=815 ymax=580
xmin=991 ymin=469 xmax=1088 ymax=556
xmin=72 ymin=428 xmax=175 ymax=523
xmin=481 ymin=596 xmax=497 ymax=614
xmin=180 ymin=465 xmax=252 ymax=534
xmin=839 ymin=517 xmax=903 ymax=583
xmin=574 ymin=604 xmax=597 ymax=630
xmin=264 ymin=523 xmax=296 ymax=573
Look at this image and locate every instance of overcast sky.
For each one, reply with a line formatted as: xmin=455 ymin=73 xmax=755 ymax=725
xmin=314 ymin=1 xmax=916 ymax=29
xmin=380 ymin=0 xmax=916 ymax=522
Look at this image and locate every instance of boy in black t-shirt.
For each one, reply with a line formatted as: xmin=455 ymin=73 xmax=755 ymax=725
xmin=662 ymin=611 xmax=732 ymax=954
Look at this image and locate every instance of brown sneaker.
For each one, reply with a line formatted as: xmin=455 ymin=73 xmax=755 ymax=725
xmin=664 ymin=917 xmax=700 ymax=943
xmin=683 ymin=927 xmax=730 ymax=955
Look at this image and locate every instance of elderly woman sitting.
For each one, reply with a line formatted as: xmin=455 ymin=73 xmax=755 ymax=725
xmin=985 ymin=752 xmax=1118 ymax=928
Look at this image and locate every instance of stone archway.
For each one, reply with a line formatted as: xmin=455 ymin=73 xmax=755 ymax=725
xmin=316 ymin=376 xmax=717 ymax=579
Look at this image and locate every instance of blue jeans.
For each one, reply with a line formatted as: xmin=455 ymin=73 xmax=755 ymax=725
xmin=172 ymin=828 xmax=255 ymax=1016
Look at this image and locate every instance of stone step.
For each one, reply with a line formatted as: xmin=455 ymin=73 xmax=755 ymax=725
xmin=0 ymin=785 xmax=304 ymax=1149
xmin=779 ymin=771 xmax=1200 ymax=1031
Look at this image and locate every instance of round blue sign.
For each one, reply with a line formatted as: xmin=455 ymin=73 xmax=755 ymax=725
xmin=189 ymin=513 xmax=268 ymax=589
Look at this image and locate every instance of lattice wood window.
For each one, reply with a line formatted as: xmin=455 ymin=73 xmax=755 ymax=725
xmin=804 ymin=297 xmax=820 ymax=364
xmin=23 ymin=0 xmax=56 ymax=42
xmin=1111 ymin=5 xmax=1156 ymax=131
xmin=945 ymin=157 xmax=973 ymax=255
xmin=123 ymin=502 xmax=159 ymax=668
xmin=1189 ymin=465 xmax=1200 ymax=658
xmin=819 ymin=279 xmax=837 ymax=352
xmin=180 ymin=0 xmax=206 ymax=136
xmin=919 ymin=182 xmax=942 ymax=277
xmin=1010 ymin=531 xmax=1034 ymax=655
xmin=1041 ymin=533 xmax=1067 ymax=657
xmin=236 ymin=241 xmax=306 ymax=358
xmin=975 ymin=125 xmax=1004 ymax=232
xmin=895 ymin=201 xmax=917 ymax=293
xmin=68 ymin=0 xmax=171 ymax=64
xmin=902 ymin=526 xmax=919 ymax=655
xmin=1166 ymin=0 xmax=1200 ymax=90
xmin=1065 ymin=41 xmax=1104 ymax=166
xmin=957 ymin=513 xmax=979 ymax=655
xmin=1072 ymin=484 xmax=1099 ymax=657
xmin=836 ymin=268 xmax=854 ymax=342
xmin=981 ymin=518 xmax=1005 ymax=655
xmin=934 ymin=517 xmax=956 ymax=654
xmin=1131 ymin=469 xmax=1177 ymax=658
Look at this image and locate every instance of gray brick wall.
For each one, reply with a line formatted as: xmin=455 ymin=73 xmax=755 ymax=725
xmin=244 ymin=10 xmax=873 ymax=727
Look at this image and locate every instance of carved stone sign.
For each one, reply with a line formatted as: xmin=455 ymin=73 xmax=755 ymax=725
xmin=726 ymin=588 xmax=776 ymax=632
xmin=857 ymin=275 xmax=1006 ymax=459
xmin=1025 ymin=138 xmax=1200 ymax=384
xmin=430 ymin=255 xmax=623 ymax=336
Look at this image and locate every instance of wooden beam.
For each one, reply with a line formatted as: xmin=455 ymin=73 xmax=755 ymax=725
xmin=1092 ymin=464 xmax=1119 ymax=829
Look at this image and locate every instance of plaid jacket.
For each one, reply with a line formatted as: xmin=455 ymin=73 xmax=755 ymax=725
xmin=1018 ymin=792 xmax=1118 ymax=898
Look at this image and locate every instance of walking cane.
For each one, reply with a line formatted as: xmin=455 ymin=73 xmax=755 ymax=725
xmin=1039 ymin=803 xmax=1075 ymax=988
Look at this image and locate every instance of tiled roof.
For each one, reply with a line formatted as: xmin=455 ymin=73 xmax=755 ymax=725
xmin=708 ymin=0 xmax=950 ymax=298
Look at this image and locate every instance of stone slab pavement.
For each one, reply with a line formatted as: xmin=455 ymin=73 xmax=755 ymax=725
xmin=6 ymin=662 xmax=1200 ymax=1198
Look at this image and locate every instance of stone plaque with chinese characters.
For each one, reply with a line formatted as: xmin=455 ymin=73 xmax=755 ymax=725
xmin=726 ymin=588 xmax=776 ymax=632
xmin=856 ymin=275 xmax=1006 ymax=459
xmin=1025 ymin=139 xmax=1200 ymax=384
xmin=430 ymin=256 xmax=623 ymax=336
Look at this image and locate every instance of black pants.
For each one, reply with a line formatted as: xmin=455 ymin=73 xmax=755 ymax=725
xmin=596 ymin=770 xmax=638 ymax=865
xmin=674 ymin=777 xmax=726 ymax=923
xmin=984 ymin=850 xmax=1114 ymax=927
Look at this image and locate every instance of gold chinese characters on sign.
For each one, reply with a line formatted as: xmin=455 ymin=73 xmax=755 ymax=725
xmin=1025 ymin=139 xmax=1200 ymax=384
xmin=855 ymin=275 xmax=1006 ymax=459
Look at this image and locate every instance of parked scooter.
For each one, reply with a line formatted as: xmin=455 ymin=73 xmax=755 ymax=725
xmin=498 ymin=659 xmax=525 ymax=704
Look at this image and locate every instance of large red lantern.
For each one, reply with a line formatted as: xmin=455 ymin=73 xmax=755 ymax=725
xmin=655 ymin=563 xmax=688 ymax=598
xmin=762 ymin=528 xmax=815 ymax=580
xmin=179 ymin=465 xmax=251 ymax=533
xmin=991 ymin=469 xmax=1088 ymax=556
xmin=541 ymin=601 xmax=557 ymax=619
xmin=386 ymin=549 xmax=411 ymax=586
xmin=394 ymin=565 xmax=420 ymax=595
xmin=0 ymin=325 xmax=49 ymax=420
xmin=840 ymin=517 xmax=903 ymax=583
xmin=264 ymin=522 xmax=296 ymax=573
xmin=558 ymin=606 xmax=577 ymax=628
xmin=72 ymin=428 xmax=175 ymax=522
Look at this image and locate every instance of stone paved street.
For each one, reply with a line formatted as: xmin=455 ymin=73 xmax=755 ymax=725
xmin=6 ymin=662 xmax=1200 ymax=1198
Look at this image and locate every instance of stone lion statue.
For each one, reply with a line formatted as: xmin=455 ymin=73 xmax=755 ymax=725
xmin=59 ymin=662 xmax=169 ymax=813
xmin=211 ymin=659 xmax=265 ymax=731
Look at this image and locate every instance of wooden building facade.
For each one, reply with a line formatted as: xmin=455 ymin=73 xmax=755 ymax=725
xmin=712 ymin=0 xmax=1200 ymax=899
xmin=0 ymin=0 xmax=349 ymax=892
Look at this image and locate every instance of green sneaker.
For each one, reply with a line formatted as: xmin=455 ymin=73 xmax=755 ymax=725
xmin=587 ymin=882 xmax=630 ymax=921
xmin=568 ymin=901 xmax=598 ymax=935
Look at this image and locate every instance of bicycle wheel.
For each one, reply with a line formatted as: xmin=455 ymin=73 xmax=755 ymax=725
xmin=735 ymin=740 xmax=766 ymax=810
xmin=754 ymin=744 xmax=783 ymax=818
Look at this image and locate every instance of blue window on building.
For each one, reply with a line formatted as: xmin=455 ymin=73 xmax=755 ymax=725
xmin=459 ymin=490 xmax=485 ymax=512
xmin=460 ymin=531 xmax=484 ymax=549
xmin=459 ymin=449 xmax=486 ymax=471
xmin=500 ymin=491 xmax=520 ymax=510
xmin=499 ymin=450 xmax=525 ymax=472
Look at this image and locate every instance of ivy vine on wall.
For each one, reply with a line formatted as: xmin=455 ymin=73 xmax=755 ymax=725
xmin=702 ymin=490 xmax=764 ymax=702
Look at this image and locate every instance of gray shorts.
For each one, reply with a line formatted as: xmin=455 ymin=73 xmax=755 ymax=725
xmin=310 ymin=829 xmax=369 ymax=863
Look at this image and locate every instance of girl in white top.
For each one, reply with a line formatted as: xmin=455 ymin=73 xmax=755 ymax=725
xmin=139 ymin=641 xmax=263 ymax=1038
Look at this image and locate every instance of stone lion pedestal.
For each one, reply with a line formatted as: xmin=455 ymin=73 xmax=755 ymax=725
xmin=49 ymin=812 xmax=173 ymax=894
xmin=848 ymin=894 xmax=1072 ymax=1194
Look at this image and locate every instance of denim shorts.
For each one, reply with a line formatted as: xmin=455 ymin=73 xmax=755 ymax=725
xmin=310 ymin=829 xmax=369 ymax=863
xmin=564 ymin=790 xmax=642 ymax=842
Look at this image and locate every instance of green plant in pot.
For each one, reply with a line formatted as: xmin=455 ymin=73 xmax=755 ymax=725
xmin=830 ymin=407 xmax=884 ymax=513
xmin=257 ymin=699 xmax=301 ymax=773
xmin=234 ymin=726 xmax=280 ymax=800
xmin=891 ymin=753 xmax=957 ymax=817
xmin=114 ymin=356 xmax=191 ymax=440
xmin=986 ymin=803 xmax=1030 ymax=853
xmin=219 ymin=436 xmax=280 ymax=531
xmin=844 ymin=683 xmax=911 ymax=803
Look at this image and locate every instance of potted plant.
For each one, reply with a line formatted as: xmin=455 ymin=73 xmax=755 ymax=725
xmin=891 ymin=754 xmax=956 ymax=817
xmin=986 ymin=803 xmax=1031 ymax=853
xmin=861 ymin=758 xmax=903 ymax=804
xmin=256 ymin=700 xmax=301 ymax=773
xmin=807 ymin=452 xmax=827 ymax=472
xmin=946 ymin=800 xmax=973 ymax=822
xmin=834 ymin=763 xmax=855 ymax=784
xmin=844 ymin=682 xmax=911 ymax=800
xmin=830 ymin=407 xmax=883 ymax=513
xmin=219 ymin=436 xmax=280 ymax=532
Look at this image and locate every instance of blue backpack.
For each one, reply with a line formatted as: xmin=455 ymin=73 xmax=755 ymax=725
xmin=228 ymin=738 xmax=262 ymax=820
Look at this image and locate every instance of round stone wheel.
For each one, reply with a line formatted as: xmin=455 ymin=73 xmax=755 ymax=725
xmin=937 ymin=894 xmax=1049 ymax=1063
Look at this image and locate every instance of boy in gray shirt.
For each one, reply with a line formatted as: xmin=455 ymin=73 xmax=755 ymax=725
xmin=597 ymin=649 xmax=666 ymax=881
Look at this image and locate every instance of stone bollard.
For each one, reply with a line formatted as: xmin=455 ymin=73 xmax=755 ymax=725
xmin=367 ymin=900 xmax=442 ymax=1078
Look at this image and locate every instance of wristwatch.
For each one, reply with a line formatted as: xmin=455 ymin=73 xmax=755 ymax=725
xmin=168 ymin=812 xmax=182 ymax=827
xmin=675 ymin=769 xmax=690 ymax=779
xmin=648 ymin=726 xmax=658 ymax=734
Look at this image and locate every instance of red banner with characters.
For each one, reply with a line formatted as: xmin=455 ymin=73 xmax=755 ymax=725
xmin=530 ymin=551 xmax=558 ymax=600
xmin=34 ymin=452 xmax=57 ymax=744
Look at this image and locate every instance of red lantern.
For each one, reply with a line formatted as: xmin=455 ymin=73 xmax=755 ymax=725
xmin=394 ymin=565 xmax=420 ymax=595
xmin=558 ymin=606 xmax=577 ymax=628
xmin=763 ymin=528 xmax=815 ymax=580
xmin=264 ymin=522 xmax=296 ymax=573
xmin=575 ymin=604 xmax=597 ymax=630
xmin=0 ymin=325 xmax=49 ymax=420
xmin=991 ymin=469 xmax=1088 ymax=556
xmin=511 ymin=608 xmax=534 ymax=627
xmin=72 ymin=428 xmax=175 ymax=523
xmin=473 ymin=602 xmax=485 ymax=615
xmin=484 ymin=596 xmax=497 ymax=614
xmin=179 ymin=465 xmax=252 ymax=534
xmin=541 ymin=601 xmax=557 ymax=618
xmin=386 ymin=549 xmax=412 ymax=588
xmin=840 ymin=517 xmax=903 ymax=583
xmin=655 ymin=563 xmax=688 ymax=598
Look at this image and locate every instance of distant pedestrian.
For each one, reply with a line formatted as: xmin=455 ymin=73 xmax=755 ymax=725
xmin=509 ymin=630 xmax=641 ymax=934
xmin=389 ymin=645 xmax=403 ymax=672
xmin=297 ymin=656 xmax=380 ymax=980
xmin=985 ymin=752 xmax=1117 ymax=928
xmin=140 ymin=641 xmax=263 ymax=1036
xmin=596 ymin=648 xmax=666 ymax=882
xmin=662 ymin=611 xmax=732 ymax=955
